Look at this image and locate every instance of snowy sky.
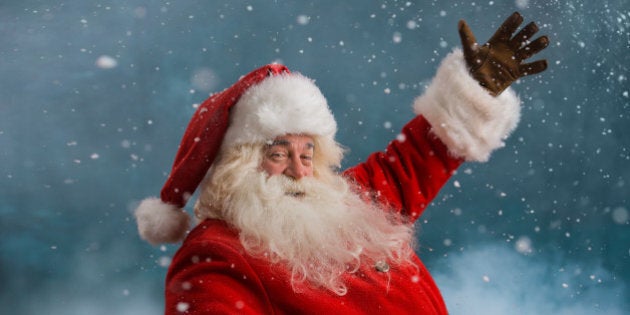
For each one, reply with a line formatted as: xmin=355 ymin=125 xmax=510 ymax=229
xmin=0 ymin=0 xmax=628 ymax=314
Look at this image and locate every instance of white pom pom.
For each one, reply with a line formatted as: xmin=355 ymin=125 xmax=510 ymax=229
xmin=134 ymin=197 xmax=191 ymax=245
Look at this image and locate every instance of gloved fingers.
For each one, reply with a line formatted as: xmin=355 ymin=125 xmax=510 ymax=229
xmin=488 ymin=11 xmax=524 ymax=44
xmin=519 ymin=59 xmax=548 ymax=76
xmin=510 ymin=22 xmax=540 ymax=48
xmin=515 ymin=35 xmax=549 ymax=60
xmin=458 ymin=20 xmax=478 ymax=58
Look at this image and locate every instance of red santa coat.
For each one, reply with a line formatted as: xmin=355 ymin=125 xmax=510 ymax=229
xmin=165 ymin=50 xmax=522 ymax=314
xmin=166 ymin=116 xmax=459 ymax=315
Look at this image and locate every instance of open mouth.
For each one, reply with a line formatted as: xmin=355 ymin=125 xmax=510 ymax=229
xmin=285 ymin=191 xmax=306 ymax=198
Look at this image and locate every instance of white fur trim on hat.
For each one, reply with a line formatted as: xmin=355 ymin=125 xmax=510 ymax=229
xmin=134 ymin=197 xmax=191 ymax=245
xmin=222 ymin=73 xmax=337 ymax=147
xmin=413 ymin=48 xmax=521 ymax=162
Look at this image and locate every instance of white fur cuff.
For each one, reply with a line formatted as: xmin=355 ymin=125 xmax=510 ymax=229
xmin=134 ymin=197 xmax=191 ymax=245
xmin=413 ymin=49 xmax=521 ymax=162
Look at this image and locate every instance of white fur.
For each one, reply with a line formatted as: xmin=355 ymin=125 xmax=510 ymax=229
xmin=134 ymin=197 xmax=191 ymax=245
xmin=195 ymin=144 xmax=415 ymax=295
xmin=413 ymin=49 xmax=522 ymax=162
xmin=222 ymin=73 xmax=337 ymax=147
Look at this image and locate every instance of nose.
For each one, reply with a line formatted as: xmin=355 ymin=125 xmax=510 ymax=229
xmin=284 ymin=156 xmax=309 ymax=180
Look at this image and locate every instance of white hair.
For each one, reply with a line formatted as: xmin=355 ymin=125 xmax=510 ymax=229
xmin=195 ymin=140 xmax=415 ymax=295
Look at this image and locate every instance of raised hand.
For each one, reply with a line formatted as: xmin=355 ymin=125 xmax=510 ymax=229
xmin=458 ymin=12 xmax=550 ymax=96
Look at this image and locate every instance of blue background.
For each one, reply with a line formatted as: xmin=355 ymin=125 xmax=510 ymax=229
xmin=1 ymin=0 xmax=628 ymax=314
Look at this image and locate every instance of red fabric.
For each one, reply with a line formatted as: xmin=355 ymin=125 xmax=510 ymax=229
xmin=343 ymin=115 xmax=463 ymax=222
xmin=161 ymin=64 xmax=290 ymax=208
xmin=165 ymin=115 xmax=463 ymax=314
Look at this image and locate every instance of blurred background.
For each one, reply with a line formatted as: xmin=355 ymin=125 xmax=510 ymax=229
xmin=1 ymin=0 xmax=628 ymax=314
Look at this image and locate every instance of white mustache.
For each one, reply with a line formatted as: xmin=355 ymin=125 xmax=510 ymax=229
xmin=269 ymin=175 xmax=308 ymax=198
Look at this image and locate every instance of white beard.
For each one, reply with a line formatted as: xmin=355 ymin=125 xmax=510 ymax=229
xmin=196 ymin=168 xmax=415 ymax=295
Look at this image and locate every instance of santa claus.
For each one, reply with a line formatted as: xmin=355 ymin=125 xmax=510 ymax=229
xmin=134 ymin=12 xmax=549 ymax=314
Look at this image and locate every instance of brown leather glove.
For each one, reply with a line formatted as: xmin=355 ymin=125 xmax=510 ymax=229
xmin=458 ymin=12 xmax=550 ymax=96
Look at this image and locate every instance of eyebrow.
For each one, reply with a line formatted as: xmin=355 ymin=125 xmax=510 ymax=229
xmin=269 ymin=139 xmax=315 ymax=149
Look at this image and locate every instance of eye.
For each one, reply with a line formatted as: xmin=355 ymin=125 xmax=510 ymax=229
xmin=268 ymin=151 xmax=287 ymax=161
xmin=301 ymin=154 xmax=313 ymax=165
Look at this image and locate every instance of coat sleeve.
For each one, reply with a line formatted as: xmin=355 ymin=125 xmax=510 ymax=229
xmin=165 ymin=236 xmax=273 ymax=315
xmin=344 ymin=49 xmax=522 ymax=222
xmin=343 ymin=116 xmax=463 ymax=222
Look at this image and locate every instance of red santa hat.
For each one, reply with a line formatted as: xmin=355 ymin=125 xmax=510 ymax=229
xmin=134 ymin=64 xmax=337 ymax=245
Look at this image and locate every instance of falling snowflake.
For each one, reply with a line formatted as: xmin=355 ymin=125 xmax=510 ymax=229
xmin=393 ymin=32 xmax=402 ymax=44
xmin=176 ymin=302 xmax=190 ymax=312
xmin=95 ymin=55 xmax=118 ymax=69
xmin=296 ymin=15 xmax=310 ymax=25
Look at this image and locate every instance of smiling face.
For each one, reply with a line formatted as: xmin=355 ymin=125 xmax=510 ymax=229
xmin=194 ymin=135 xmax=414 ymax=296
xmin=260 ymin=134 xmax=315 ymax=180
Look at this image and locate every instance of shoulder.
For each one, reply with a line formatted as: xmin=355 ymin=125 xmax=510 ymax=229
xmin=186 ymin=219 xmax=241 ymax=247
xmin=165 ymin=220 xmax=276 ymax=314
xmin=168 ymin=219 xmax=248 ymax=273
xmin=181 ymin=219 xmax=244 ymax=254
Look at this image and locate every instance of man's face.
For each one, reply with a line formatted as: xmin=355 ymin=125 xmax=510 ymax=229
xmin=261 ymin=134 xmax=314 ymax=180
